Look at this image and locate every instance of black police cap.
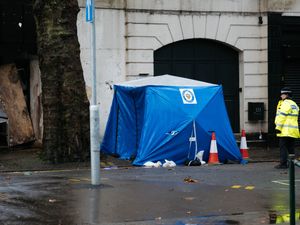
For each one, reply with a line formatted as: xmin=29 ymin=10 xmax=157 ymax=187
xmin=280 ymin=87 xmax=292 ymax=95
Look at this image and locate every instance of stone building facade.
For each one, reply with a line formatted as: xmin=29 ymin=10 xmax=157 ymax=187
xmin=3 ymin=0 xmax=298 ymax=143
xmin=76 ymin=0 xmax=300 ymax=139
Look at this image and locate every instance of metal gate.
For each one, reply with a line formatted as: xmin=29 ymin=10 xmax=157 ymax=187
xmin=282 ymin=17 xmax=300 ymax=108
xmin=268 ymin=14 xmax=300 ymax=145
xmin=154 ymin=39 xmax=240 ymax=132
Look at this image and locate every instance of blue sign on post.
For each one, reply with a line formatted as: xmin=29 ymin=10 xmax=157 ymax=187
xmin=86 ymin=0 xmax=94 ymax=22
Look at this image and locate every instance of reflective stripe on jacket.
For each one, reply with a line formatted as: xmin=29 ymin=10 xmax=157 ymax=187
xmin=275 ymin=99 xmax=300 ymax=138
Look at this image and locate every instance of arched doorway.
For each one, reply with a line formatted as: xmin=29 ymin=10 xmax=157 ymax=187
xmin=154 ymin=39 xmax=240 ymax=132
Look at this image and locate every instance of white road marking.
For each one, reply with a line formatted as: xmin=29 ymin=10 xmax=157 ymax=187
xmin=272 ymin=179 xmax=300 ymax=186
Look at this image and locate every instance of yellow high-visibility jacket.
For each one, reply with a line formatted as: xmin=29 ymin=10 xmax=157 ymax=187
xmin=275 ymin=99 xmax=300 ymax=138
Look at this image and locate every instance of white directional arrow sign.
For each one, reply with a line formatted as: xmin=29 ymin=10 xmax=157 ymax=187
xmin=86 ymin=0 xmax=93 ymax=22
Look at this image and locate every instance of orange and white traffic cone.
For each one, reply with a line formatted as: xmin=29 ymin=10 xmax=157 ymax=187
xmin=240 ymin=129 xmax=249 ymax=159
xmin=208 ymin=132 xmax=220 ymax=164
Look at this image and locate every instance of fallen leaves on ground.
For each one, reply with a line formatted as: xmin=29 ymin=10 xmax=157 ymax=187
xmin=184 ymin=176 xmax=198 ymax=183
xmin=183 ymin=197 xmax=195 ymax=201
xmin=231 ymin=185 xmax=241 ymax=189
xmin=68 ymin=178 xmax=81 ymax=183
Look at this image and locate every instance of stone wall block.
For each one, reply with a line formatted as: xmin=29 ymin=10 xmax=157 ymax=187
xmin=244 ymin=87 xmax=268 ymax=99
xmin=127 ymin=36 xmax=162 ymax=50
xmin=127 ymin=50 xmax=153 ymax=63
xmin=245 ymin=74 xmax=268 ymax=86
xmin=193 ymin=14 xmax=206 ymax=39
xmin=127 ymin=63 xmax=153 ymax=76
xmin=179 ymin=15 xmax=194 ymax=39
xmin=127 ymin=23 xmax=173 ymax=46
xmin=205 ymin=14 xmax=221 ymax=40
xmin=244 ymin=62 xmax=268 ymax=75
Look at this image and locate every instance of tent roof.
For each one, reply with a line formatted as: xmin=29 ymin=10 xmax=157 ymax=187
xmin=116 ymin=75 xmax=217 ymax=87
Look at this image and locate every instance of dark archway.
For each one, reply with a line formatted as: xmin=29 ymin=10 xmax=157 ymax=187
xmin=0 ymin=0 xmax=36 ymax=63
xmin=154 ymin=39 xmax=240 ymax=132
xmin=0 ymin=0 xmax=37 ymax=107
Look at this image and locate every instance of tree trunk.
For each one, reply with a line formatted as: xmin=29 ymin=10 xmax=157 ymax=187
xmin=33 ymin=0 xmax=90 ymax=163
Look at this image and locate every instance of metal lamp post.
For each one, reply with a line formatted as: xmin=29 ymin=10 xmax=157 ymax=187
xmin=86 ymin=0 xmax=100 ymax=185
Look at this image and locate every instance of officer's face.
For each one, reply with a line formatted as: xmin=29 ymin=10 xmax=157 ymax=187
xmin=281 ymin=93 xmax=288 ymax=100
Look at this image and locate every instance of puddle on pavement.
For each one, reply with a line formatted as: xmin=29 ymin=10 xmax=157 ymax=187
xmin=71 ymin=183 xmax=114 ymax=189
xmin=173 ymin=213 xmax=244 ymax=225
xmin=174 ymin=219 xmax=240 ymax=225
xmin=223 ymin=220 xmax=240 ymax=224
xmin=0 ymin=176 xmax=76 ymax=225
xmin=269 ymin=210 xmax=300 ymax=224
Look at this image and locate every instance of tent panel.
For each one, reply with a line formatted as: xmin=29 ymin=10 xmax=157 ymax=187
xmin=136 ymin=87 xmax=192 ymax=156
xmin=133 ymin=86 xmax=217 ymax=165
xmin=101 ymin=76 xmax=242 ymax=165
xmin=195 ymin=87 xmax=242 ymax=162
xmin=100 ymin=94 xmax=118 ymax=155
xmin=133 ymin=122 xmax=194 ymax=165
xmin=131 ymin=88 xmax=146 ymax=152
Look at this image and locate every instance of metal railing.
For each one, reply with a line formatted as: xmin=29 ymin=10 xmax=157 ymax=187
xmin=289 ymin=154 xmax=300 ymax=225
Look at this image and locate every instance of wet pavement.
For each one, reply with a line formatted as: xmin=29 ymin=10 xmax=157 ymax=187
xmin=0 ymin=162 xmax=299 ymax=225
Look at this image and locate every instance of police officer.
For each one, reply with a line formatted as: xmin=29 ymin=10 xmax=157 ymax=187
xmin=274 ymin=87 xmax=300 ymax=169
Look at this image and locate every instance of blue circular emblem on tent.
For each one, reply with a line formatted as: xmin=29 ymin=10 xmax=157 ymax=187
xmin=182 ymin=90 xmax=194 ymax=103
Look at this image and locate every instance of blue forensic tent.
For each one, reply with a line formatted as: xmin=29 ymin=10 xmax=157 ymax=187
xmin=101 ymin=75 xmax=244 ymax=165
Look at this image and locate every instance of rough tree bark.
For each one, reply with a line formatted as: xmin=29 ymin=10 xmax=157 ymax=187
xmin=33 ymin=0 xmax=90 ymax=163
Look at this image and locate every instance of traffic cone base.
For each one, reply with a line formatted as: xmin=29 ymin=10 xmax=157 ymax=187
xmin=208 ymin=153 xmax=220 ymax=164
xmin=240 ymin=149 xmax=249 ymax=159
